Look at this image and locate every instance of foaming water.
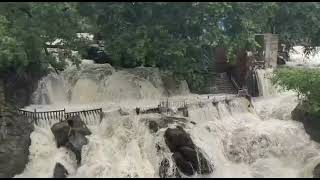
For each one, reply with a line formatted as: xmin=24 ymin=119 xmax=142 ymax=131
xmin=17 ymin=93 xmax=320 ymax=178
xmin=32 ymin=62 xmax=191 ymax=105
xmin=187 ymin=96 xmax=320 ymax=178
xmin=286 ymin=46 xmax=320 ymax=68
xmin=14 ymin=126 xmax=77 ymax=178
xmin=255 ymin=68 xmax=283 ymax=97
xmin=15 ymin=60 xmax=320 ymax=178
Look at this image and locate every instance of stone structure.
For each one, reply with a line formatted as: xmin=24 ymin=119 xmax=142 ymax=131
xmin=254 ymin=33 xmax=279 ymax=69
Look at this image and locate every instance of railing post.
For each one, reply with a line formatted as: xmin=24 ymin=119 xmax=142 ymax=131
xmin=33 ymin=109 xmax=37 ymax=125
xmin=62 ymin=108 xmax=65 ymax=122
xmin=99 ymin=108 xmax=103 ymax=123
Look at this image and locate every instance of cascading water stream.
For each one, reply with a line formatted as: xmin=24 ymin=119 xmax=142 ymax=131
xmin=15 ymin=61 xmax=320 ymax=178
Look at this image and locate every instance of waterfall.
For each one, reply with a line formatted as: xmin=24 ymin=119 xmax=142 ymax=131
xmin=15 ymin=61 xmax=320 ymax=178
xmin=255 ymin=68 xmax=281 ymax=97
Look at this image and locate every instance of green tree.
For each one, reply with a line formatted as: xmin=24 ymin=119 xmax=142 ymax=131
xmin=0 ymin=2 xmax=83 ymax=77
xmin=272 ymin=67 xmax=320 ymax=114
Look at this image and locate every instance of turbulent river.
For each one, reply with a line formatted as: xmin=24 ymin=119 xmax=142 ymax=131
xmin=14 ymin=58 xmax=320 ymax=178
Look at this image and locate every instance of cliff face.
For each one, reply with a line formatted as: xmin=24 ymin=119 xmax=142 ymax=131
xmin=0 ymin=80 xmax=34 ymax=177
xmin=2 ymin=72 xmax=41 ymax=108
xmin=0 ymin=112 xmax=33 ymax=178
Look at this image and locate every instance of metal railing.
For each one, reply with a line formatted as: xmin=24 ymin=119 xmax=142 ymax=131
xmin=17 ymin=108 xmax=103 ymax=124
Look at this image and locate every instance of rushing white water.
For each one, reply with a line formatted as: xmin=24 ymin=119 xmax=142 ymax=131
xmin=255 ymin=68 xmax=281 ymax=97
xmin=286 ymin=46 xmax=320 ymax=68
xmin=15 ymin=61 xmax=320 ymax=178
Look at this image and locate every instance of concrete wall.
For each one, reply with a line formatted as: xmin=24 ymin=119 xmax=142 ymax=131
xmin=263 ymin=33 xmax=278 ymax=68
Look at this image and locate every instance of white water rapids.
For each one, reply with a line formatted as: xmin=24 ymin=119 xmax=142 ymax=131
xmin=14 ymin=60 xmax=320 ymax=178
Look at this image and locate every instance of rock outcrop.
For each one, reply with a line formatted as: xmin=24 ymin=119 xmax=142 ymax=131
xmin=51 ymin=115 xmax=91 ymax=164
xmin=314 ymin=163 xmax=320 ymax=178
xmin=164 ymin=126 xmax=213 ymax=176
xmin=0 ymin=111 xmax=33 ymax=178
xmin=53 ymin=163 xmax=68 ymax=178
xmin=143 ymin=116 xmax=188 ymax=134
xmin=291 ymin=103 xmax=320 ymax=143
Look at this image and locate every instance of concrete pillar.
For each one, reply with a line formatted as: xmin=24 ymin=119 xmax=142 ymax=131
xmin=263 ymin=33 xmax=278 ymax=68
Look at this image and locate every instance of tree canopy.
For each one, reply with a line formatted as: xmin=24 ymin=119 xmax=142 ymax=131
xmin=1 ymin=2 xmax=320 ymax=90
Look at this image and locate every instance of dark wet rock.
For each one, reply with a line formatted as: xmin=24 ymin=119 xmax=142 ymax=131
xmin=148 ymin=121 xmax=159 ymax=133
xmin=291 ymin=103 xmax=306 ymax=122
xmin=277 ymin=57 xmax=286 ymax=65
xmin=66 ymin=131 xmax=89 ymax=164
xmin=164 ymin=126 xmax=213 ymax=176
xmin=164 ymin=126 xmax=195 ymax=152
xmin=178 ymin=146 xmax=213 ymax=174
xmin=196 ymin=149 xmax=213 ymax=174
xmin=0 ymin=112 xmax=33 ymax=178
xmin=135 ymin=108 xmax=140 ymax=115
xmin=173 ymin=152 xmax=195 ymax=176
xmin=313 ymin=163 xmax=320 ymax=178
xmin=182 ymin=108 xmax=189 ymax=117
xmin=141 ymin=116 xmax=187 ymax=132
xmin=144 ymin=107 xmax=161 ymax=114
xmin=51 ymin=121 xmax=70 ymax=148
xmin=291 ymin=102 xmax=320 ymax=143
xmin=51 ymin=115 xmax=91 ymax=164
xmin=178 ymin=146 xmax=199 ymax=170
xmin=53 ymin=162 xmax=68 ymax=178
xmin=66 ymin=115 xmax=91 ymax=136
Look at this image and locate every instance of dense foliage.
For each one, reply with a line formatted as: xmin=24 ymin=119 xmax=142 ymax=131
xmin=0 ymin=2 xmax=83 ymax=77
xmin=1 ymin=2 xmax=320 ymax=92
xmin=272 ymin=67 xmax=320 ymax=114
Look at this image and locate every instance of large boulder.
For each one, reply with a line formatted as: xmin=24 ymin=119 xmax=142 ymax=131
xmin=51 ymin=115 xmax=91 ymax=164
xmin=66 ymin=115 xmax=91 ymax=136
xmin=164 ymin=126 xmax=195 ymax=152
xmin=53 ymin=163 xmax=68 ymax=178
xmin=0 ymin=111 xmax=33 ymax=178
xmin=164 ymin=126 xmax=213 ymax=176
xmin=66 ymin=131 xmax=89 ymax=165
xmin=291 ymin=103 xmax=306 ymax=122
xmin=148 ymin=121 xmax=159 ymax=133
xmin=291 ymin=103 xmax=320 ymax=143
xmin=51 ymin=121 xmax=70 ymax=147
xmin=173 ymin=152 xmax=195 ymax=176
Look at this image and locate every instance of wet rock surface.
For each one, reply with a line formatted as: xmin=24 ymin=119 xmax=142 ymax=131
xmin=53 ymin=162 xmax=68 ymax=178
xmin=148 ymin=121 xmax=159 ymax=133
xmin=143 ymin=116 xmax=188 ymax=133
xmin=0 ymin=110 xmax=33 ymax=178
xmin=51 ymin=115 xmax=91 ymax=164
xmin=314 ymin=163 xmax=320 ymax=178
xmin=291 ymin=103 xmax=320 ymax=143
xmin=164 ymin=126 xmax=195 ymax=152
xmin=164 ymin=126 xmax=213 ymax=176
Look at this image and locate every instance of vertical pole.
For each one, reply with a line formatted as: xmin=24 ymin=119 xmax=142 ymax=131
xmin=99 ymin=108 xmax=103 ymax=123
xmin=63 ymin=108 xmax=65 ymax=122
xmin=166 ymin=98 xmax=169 ymax=114
xmin=34 ymin=109 xmax=37 ymax=125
